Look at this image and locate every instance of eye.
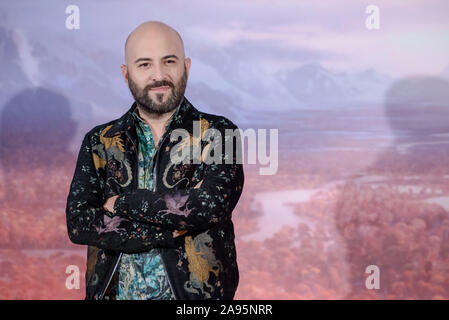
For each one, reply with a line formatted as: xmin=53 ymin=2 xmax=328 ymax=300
xmin=139 ymin=63 xmax=150 ymax=68
xmin=166 ymin=60 xmax=176 ymax=64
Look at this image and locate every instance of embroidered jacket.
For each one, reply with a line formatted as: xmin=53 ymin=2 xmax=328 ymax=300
xmin=66 ymin=97 xmax=244 ymax=300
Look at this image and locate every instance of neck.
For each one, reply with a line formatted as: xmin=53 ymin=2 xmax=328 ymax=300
xmin=135 ymin=104 xmax=177 ymax=128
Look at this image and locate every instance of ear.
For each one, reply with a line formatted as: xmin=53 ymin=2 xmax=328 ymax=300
xmin=120 ymin=64 xmax=129 ymax=86
xmin=184 ymin=57 xmax=191 ymax=77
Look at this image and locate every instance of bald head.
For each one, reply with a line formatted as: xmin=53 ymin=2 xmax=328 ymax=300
xmin=124 ymin=21 xmax=185 ymax=65
xmin=120 ymin=21 xmax=191 ymax=117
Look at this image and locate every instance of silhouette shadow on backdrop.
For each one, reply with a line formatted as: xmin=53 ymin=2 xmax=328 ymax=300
xmin=0 ymin=87 xmax=77 ymax=210
xmin=335 ymin=76 xmax=449 ymax=299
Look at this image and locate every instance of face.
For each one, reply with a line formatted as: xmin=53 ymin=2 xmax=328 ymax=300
xmin=128 ymin=63 xmax=188 ymax=115
xmin=122 ymin=28 xmax=190 ymax=115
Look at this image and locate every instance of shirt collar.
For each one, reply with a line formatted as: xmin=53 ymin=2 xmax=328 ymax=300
xmin=131 ymin=100 xmax=182 ymax=131
xmin=102 ymin=96 xmax=198 ymax=139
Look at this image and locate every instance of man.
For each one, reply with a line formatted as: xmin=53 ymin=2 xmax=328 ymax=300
xmin=66 ymin=21 xmax=244 ymax=300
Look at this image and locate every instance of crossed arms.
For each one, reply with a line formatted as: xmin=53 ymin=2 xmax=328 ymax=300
xmin=66 ymin=123 xmax=244 ymax=254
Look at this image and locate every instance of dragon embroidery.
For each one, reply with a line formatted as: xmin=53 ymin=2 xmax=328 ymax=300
xmin=183 ymin=232 xmax=223 ymax=298
xmin=92 ymin=125 xmax=133 ymax=188
xmin=158 ymin=193 xmax=193 ymax=217
xmin=95 ymin=215 xmax=127 ymax=234
xmin=163 ymin=118 xmax=211 ymax=189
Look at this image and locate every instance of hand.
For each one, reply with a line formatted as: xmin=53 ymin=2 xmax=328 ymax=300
xmin=103 ymin=195 xmax=119 ymax=214
xmin=194 ymin=180 xmax=203 ymax=189
xmin=173 ymin=230 xmax=188 ymax=238
xmin=172 ymin=182 xmax=201 ymax=238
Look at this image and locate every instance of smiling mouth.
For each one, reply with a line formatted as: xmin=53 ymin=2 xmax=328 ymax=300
xmin=150 ymin=86 xmax=171 ymax=91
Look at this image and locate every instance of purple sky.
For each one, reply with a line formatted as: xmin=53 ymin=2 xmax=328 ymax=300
xmin=2 ymin=0 xmax=448 ymax=79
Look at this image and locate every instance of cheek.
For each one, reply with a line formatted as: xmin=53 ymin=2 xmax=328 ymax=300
xmin=171 ymin=76 xmax=183 ymax=89
xmin=129 ymin=70 xmax=147 ymax=87
xmin=136 ymin=78 xmax=147 ymax=89
xmin=171 ymin=68 xmax=185 ymax=82
xmin=136 ymin=80 xmax=150 ymax=93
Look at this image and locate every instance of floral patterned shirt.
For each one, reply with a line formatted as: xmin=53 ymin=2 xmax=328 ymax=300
xmin=115 ymin=104 xmax=181 ymax=300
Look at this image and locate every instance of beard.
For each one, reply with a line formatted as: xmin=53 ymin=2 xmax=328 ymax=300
xmin=128 ymin=65 xmax=188 ymax=115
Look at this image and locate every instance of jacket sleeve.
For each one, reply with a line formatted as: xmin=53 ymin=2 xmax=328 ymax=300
xmin=112 ymin=121 xmax=245 ymax=232
xmin=66 ymin=132 xmax=179 ymax=254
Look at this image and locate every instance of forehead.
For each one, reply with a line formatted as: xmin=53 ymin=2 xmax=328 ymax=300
xmin=126 ymin=30 xmax=184 ymax=63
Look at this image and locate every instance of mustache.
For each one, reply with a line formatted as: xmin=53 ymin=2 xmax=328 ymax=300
xmin=145 ymin=81 xmax=174 ymax=90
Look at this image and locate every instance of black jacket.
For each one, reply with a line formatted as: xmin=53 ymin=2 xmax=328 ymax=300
xmin=66 ymin=97 xmax=244 ymax=300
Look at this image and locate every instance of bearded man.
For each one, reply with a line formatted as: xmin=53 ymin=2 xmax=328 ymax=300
xmin=66 ymin=21 xmax=244 ymax=300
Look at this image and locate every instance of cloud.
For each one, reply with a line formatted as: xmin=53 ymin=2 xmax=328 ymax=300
xmin=11 ymin=28 xmax=40 ymax=85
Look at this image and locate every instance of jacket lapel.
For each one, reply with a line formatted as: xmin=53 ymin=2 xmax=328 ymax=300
xmin=103 ymin=97 xmax=199 ymax=140
xmin=101 ymin=97 xmax=199 ymax=192
xmin=102 ymin=102 xmax=138 ymax=138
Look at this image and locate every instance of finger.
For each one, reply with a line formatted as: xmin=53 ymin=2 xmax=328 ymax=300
xmin=194 ymin=180 xmax=203 ymax=189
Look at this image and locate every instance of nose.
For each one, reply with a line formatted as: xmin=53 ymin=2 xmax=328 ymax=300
xmin=151 ymin=62 xmax=167 ymax=82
